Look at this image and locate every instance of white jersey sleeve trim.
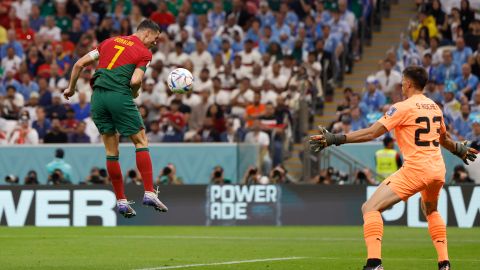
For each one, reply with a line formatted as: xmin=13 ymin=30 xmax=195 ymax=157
xmin=88 ymin=49 xmax=100 ymax=60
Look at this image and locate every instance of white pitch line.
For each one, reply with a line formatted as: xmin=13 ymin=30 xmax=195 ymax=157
xmin=134 ymin=257 xmax=306 ymax=270
xmin=109 ymin=235 xmax=480 ymax=243
xmin=2 ymin=234 xmax=480 ymax=243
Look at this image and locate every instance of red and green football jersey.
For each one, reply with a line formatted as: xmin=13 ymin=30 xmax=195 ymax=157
xmin=91 ymin=35 xmax=152 ymax=94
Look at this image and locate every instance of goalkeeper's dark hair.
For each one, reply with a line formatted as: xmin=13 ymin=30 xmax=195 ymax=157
xmin=137 ymin=19 xmax=161 ymax=33
xmin=402 ymin=66 xmax=428 ymax=90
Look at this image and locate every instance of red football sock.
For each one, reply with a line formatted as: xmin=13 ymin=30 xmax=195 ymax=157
xmin=136 ymin=148 xmax=155 ymax=193
xmin=106 ymin=156 xmax=126 ymax=200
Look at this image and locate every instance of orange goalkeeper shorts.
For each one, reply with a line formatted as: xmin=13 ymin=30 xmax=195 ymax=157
xmin=385 ymin=166 xmax=446 ymax=202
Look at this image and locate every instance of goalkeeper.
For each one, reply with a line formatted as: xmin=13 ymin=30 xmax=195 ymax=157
xmin=310 ymin=67 xmax=477 ymax=270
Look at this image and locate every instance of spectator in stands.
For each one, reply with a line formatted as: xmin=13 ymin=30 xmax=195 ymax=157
xmin=466 ymin=16 xmax=479 ymax=46
xmin=44 ymin=118 xmax=68 ymax=143
xmin=192 ymin=117 xmax=221 ymax=142
xmin=62 ymin=108 xmax=79 ymax=134
xmin=443 ymin=81 xmax=461 ymax=121
xmin=269 ymin=62 xmax=288 ymax=91
xmin=2 ymin=85 xmax=23 ymax=120
xmin=362 ymin=76 xmax=386 ymax=113
xmin=194 ymin=68 xmax=213 ymax=94
xmin=465 ymin=115 xmax=480 ymax=141
xmin=455 ymin=63 xmax=479 ymax=100
xmin=220 ymin=119 xmax=242 ymax=143
xmin=0 ymin=29 xmax=23 ymax=59
xmin=19 ymin=73 xmax=39 ymax=101
xmin=375 ymin=59 xmax=402 ymax=96
xmin=452 ymin=37 xmax=472 ymax=67
xmin=71 ymin=92 xmax=90 ymax=121
xmin=350 ymin=106 xmax=368 ymax=131
xmin=166 ymin=42 xmax=188 ymax=68
xmin=24 ymin=170 xmax=39 ymax=185
xmin=206 ymin=104 xmax=226 ymax=134
xmin=84 ymin=167 xmax=108 ymax=185
xmin=329 ymin=7 xmax=351 ymax=45
xmin=23 ymin=91 xmax=38 ymax=118
xmin=411 ymin=11 xmax=438 ymax=42
xmin=231 ymin=77 xmax=254 ymax=116
xmin=424 ymin=80 xmax=443 ymax=104
xmin=156 ymin=163 xmax=183 ymax=185
xmin=332 ymin=114 xmax=351 ymax=134
xmin=436 ymin=50 xmax=461 ymax=84
xmin=29 ymin=5 xmax=45 ymax=32
xmin=138 ymin=78 xmax=163 ymax=122
xmin=1 ymin=47 xmax=22 ymax=75
xmin=69 ymin=18 xmax=84 ymax=44
xmin=137 ymin=0 xmax=157 ymax=18
xmin=190 ymin=41 xmax=213 ymax=78
xmin=46 ymin=148 xmax=72 ymax=182
xmin=245 ymin=92 xmax=265 ymax=128
xmin=210 ymin=166 xmax=231 ymax=185
xmin=232 ymin=54 xmax=248 ymax=79
xmin=8 ymin=114 xmax=38 ymax=144
xmin=427 ymin=1 xmax=446 ymax=38
xmin=471 ymin=91 xmax=480 ymax=112
xmin=188 ymin=89 xmax=210 ymax=131
xmin=208 ymin=1 xmax=226 ymax=32
xmin=453 ymin=104 xmax=472 ymax=140
xmin=422 ymin=53 xmax=435 ymax=81
xmin=460 ymin=0 xmax=475 ymax=34
xmin=472 ymin=52 xmax=480 ymax=78
xmin=68 ymin=121 xmax=90 ymax=143
xmin=147 ymin=121 xmax=164 ymax=143
xmin=397 ymin=39 xmax=422 ymax=69
xmin=38 ymin=16 xmax=61 ymax=41
xmin=244 ymin=119 xmax=272 ymax=175
xmin=149 ymin=0 xmax=175 ymax=31
xmin=423 ymin=37 xmax=442 ymax=66
xmin=32 ymin=106 xmax=50 ymax=141
xmin=161 ymin=99 xmax=186 ymax=142
xmin=47 ymin=93 xmax=67 ymax=120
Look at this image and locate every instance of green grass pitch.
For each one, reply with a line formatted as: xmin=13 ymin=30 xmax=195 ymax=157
xmin=0 ymin=226 xmax=479 ymax=269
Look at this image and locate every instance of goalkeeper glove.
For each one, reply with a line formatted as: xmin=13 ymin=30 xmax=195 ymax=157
xmin=453 ymin=141 xmax=478 ymax=165
xmin=309 ymin=126 xmax=346 ymax=153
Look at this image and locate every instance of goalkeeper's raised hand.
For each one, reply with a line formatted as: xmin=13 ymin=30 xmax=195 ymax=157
xmin=452 ymin=141 xmax=478 ymax=165
xmin=309 ymin=126 xmax=347 ymax=153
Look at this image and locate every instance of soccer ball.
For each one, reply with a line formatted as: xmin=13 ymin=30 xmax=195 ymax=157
xmin=167 ymin=68 xmax=194 ymax=94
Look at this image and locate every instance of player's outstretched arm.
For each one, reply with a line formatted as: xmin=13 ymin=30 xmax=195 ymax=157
xmin=439 ymin=132 xmax=478 ymax=165
xmin=63 ymin=52 xmax=97 ymax=100
xmin=309 ymin=122 xmax=387 ymax=153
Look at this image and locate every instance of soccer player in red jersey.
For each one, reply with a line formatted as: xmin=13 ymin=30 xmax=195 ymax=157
xmin=63 ymin=20 xmax=168 ymax=218
xmin=310 ymin=66 xmax=478 ymax=270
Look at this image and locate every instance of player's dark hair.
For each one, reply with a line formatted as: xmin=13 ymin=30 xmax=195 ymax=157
xmin=137 ymin=19 xmax=161 ymax=33
xmin=402 ymin=66 xmax=428 ymax=90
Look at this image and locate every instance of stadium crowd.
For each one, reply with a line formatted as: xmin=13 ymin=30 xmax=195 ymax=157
xmin=327 ymin=0 xmax=480 ymax=184
xmin=0 ymin=0 xmax=373 ymax=180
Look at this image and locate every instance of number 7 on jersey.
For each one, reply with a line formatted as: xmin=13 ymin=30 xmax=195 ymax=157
xmin=107 ymin=45 xmax=125 ymax=70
